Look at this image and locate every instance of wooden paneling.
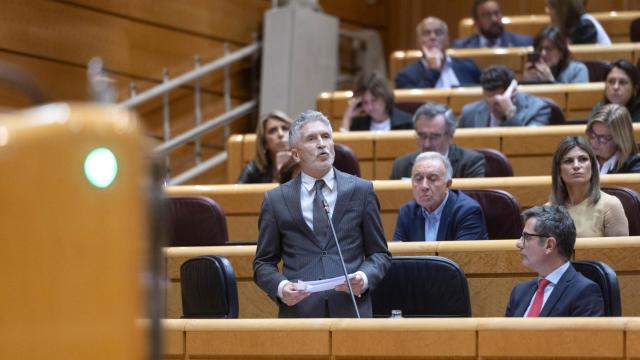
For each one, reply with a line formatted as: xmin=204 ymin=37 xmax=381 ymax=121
xmin=164 ymin=238 xmax=640 ymax=319
xmin=58 ymin=0 xmax=270 ymax=44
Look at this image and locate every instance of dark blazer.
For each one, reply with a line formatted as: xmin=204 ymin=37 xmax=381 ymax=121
xmin=458 ymin=92 xmax=551 ymax=128
xmin=609 ymin=153 xmax=640 ymax=174
xmin=389 ymin=144 xmax=485 ymax=180
xmin=238 ymin=160 xmax=273 ymax=184
xmin=505 ymin=264 xmax=605 ymax=317
xmin=393 ymin=189 xmax=488 ymax=241
xmin=452 ymin=31 xmax=533 ymax=48
xmin=395 ymin=58 xmax=481 ymax=89
xmin=350 ymin=106 xmax=413 ymax=131
xmin=253 ymin=169 xmax=391 ymax=318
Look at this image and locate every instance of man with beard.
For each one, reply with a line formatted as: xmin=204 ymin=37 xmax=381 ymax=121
xmin=453 ymin=0 xmax=533 ymax=48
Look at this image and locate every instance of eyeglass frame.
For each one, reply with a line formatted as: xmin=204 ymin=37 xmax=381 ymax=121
xmin=585 ymin=129 xmax=614 ymax=144
xmin=520 ymin=231 xmax=550 ymax=243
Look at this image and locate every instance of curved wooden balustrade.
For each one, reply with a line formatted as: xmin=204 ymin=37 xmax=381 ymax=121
xmin=458 ymin=11 xmax=640 ymax=42
xmin=166 ymin=174 xmax=640 ymax=241
xmin=158 ymin=317 xmax=640 ymax=359
xmin=390 ymin=42 xmax=640 ymax=82
xmin=163 ymin=237 xmax=640 ymax=320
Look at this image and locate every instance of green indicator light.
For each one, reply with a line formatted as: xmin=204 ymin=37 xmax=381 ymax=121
xmin=84 ymin=147 xmax=118 ymax=188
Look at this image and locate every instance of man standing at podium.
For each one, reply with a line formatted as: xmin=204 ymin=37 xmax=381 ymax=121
xmin=505 ymin=205 xmax=604 ymax=317
xmin=253 ymin=110 xmax=391 ymax=318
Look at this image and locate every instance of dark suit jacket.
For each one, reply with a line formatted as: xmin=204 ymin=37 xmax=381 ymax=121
xmin=238 ymin=160 xmax=273 ymax=184
xmin=350 ymin=106 xmax=413 ymax=131
xmin=458 ymin=92 xmax=551 ymax=128
xmin=389 ymin=144 xmax=485 ymax=180
xmin=505 ymin=265 xmax=605 ymax=317
xmin=253 ymin=169 xmax=391 ymax=318
xmin=613 ymin=153 xmax=640 ymax=174
xmin=393 ymin=190 xmax=488 ymax=241
xmin=395 ymin=58 xmax=481 ymax=89
xmin=452 ymin=31 xmax=533 ymax=48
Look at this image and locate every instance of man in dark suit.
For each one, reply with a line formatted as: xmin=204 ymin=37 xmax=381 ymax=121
xmin=453 ymin=0 xmax=533 ymax=48
xmin=340 ymin=73 xmax=413 ymax=132
xmin=459 ymin=65 xmax=551 ymax=128
xmin=395 ymin=17 xmax=481 ymax=89
xmin=505 ymin=205 xmax=604 ymax=317
xmin=393 ymin=152 xmax=488 ymax=241
xmin=253 ymin=110 xmax=391 ymax=318
xmin=390 ymin=102 xmax=485 ymax=180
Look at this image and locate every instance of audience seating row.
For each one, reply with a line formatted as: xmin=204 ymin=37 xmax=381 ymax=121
xmin=228 ymin=124 xmax=640 ymax=181
xmin=160 ymin=317 xmax=640 ymax=359
xmin=458 ymin=11 xmax=640 ymax=43
xmin=318 ymin=83 xmax=605 ymax=128
xmin=389 ymin=42 xmax=640 ymax=81
xmin=167 ymin=174 xmax=640 ymax=242
xmin=163 ymin=237 xmax=640 ymax=320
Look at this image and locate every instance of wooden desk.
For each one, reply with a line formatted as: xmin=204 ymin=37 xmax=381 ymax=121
xmin=164 ymin=237 xmax=640 ymax=320
xmin=166 ymin=174 xmax=640 ymax=241
xmin=389 ymin=43 xmax=640 ymax=84
xmin=161 ymin=317 xmax=639 ymax=359
xmin=318 ymin=83 xmax=605 ymax=128
xmin=458 ymin=11 xmax=640 ymax=43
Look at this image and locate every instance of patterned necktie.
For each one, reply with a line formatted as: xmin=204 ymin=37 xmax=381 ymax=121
xmin=527 ymin=278 xmax=551 ymax=317
xmin=313 ymin=180 xmax=329 ymax=244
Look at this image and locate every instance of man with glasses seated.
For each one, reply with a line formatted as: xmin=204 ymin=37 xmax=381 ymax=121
xmin=505 ymin=205 xmax=604 ymax=317
xmin=390 ymin=102 xmax=485 ymax=180
xmin=393 ymin=151 xmax=488 ymax=241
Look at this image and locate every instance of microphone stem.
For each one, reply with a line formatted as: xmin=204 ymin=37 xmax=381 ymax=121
xmin=323 ymin=200 xmax=361 ymax=319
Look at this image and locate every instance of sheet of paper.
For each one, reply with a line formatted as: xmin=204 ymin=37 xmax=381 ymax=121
xmin=295 ymin=273 xmax=356 ymax=293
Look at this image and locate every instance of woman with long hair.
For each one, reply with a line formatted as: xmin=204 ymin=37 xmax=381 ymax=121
xmin=549 ymin=136 xmax=628 ymax=237
xmin=523 ymin=26 xmax=588 ymax=84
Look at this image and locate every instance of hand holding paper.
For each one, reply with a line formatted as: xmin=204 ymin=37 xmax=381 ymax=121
xmin=296 ymin=273 xmax=356 ymax=293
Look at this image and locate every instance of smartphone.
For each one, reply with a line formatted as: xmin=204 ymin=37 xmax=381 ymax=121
xmin=527 ymin=52 xmax=540 ymax=63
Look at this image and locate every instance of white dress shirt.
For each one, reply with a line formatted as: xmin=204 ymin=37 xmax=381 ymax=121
xmin=524 ymin=261 xmax=571 ymax=316
xmin=434 ymin=56 xmax=461 ymax=89
xmin=369 ymin=118 xmax=391 ymax=131
xmin=599 ymin=155 xmax=618 ymax=175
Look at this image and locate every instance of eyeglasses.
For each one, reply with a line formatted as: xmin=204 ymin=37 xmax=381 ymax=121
xmin=586 ymin=130 xmax=614 ymax=144
xmin=520 ymin=231 xmax=549 ymax=242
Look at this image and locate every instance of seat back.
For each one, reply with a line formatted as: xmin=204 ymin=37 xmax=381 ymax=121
xmin=541 ymin=97 xmax=566 ymax=125
xmin=334 ymin=143 xmax=361 ymax=177
xmin=371 ymin=256 xmax=471 ymax=317
xmin=463 ymin=189 xmax=523 ymax=239
xmin=572 ymin=260 xmax=621 ymax=316
xmin=630 ymin=18 xmax=640 ymax=42
xmin=395 ymin=101 xmax=423 ymax=115
xmin=180 ymin=255 xmax=239 ymax=318
xmin=167 ymin=196 xmax=228 ymax=246
xmin=474 ymin=148 xmax=514 ymax=177
xmin=582 ymin=60 xmax=611 ymax=83
xmin=602 ymin=186 xmax=640 ymax=236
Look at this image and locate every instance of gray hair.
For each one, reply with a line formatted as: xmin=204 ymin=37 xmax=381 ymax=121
xmin=413 ymin=151 xmax=453 ymax=181
xmin=521 ymin=205 xmax=576 ymax=260
xmin=416 ymin=16 xmax=449 ymax=38
xmin=413 ymin=102 xmax=457 ymax=136
xmin=289 ymin=110 xmax=332 ymax=147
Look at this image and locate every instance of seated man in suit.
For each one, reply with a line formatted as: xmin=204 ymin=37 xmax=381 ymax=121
xmin=505 ymin=205 xmax=604 ymax=317
xmin=253 ymin=110 xmax=391 ymax=318
xmin=459 ymin=65 xmax=551 ymax=128
xmin=340 ymin=72 xmax=413 ymax=132
xmin=393 ymin=151 xmax=488 ymax=241
xmin=453 ymin=0 xmax=533 ymax=48
xmin=395 ymin=17 xmax=481 ymax=89
xmin=390 ymin=102 xmax=485 ymax=180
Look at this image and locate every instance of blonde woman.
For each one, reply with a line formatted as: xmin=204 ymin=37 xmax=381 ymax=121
xmin=586 ymin=104 xmax=640 ymax=174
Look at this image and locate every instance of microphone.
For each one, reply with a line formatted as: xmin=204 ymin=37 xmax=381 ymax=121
xmin=323 ymin=199 xmax=361 ymax=319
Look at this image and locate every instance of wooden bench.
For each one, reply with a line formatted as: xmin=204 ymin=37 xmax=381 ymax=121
xmin=164 ymin=237 xmax=640 ymax=320
xmin=227 ymin=124 xmax=640 ymax=182
xmin=389 ymin=43 xmax=640 ymax=82
xmin=458 ymin=11 xmax=640 ymax=43
xmin=318 ymin=83 xmax=605 ymax=128
xmin=166 ymin=174 xmax=640 ymax=242
xmin=161 ymin=317 xmax=639 ymax=359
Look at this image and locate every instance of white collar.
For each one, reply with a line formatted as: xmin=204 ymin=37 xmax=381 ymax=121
xmin=301 ymin=168 xmax=335 ymax=193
